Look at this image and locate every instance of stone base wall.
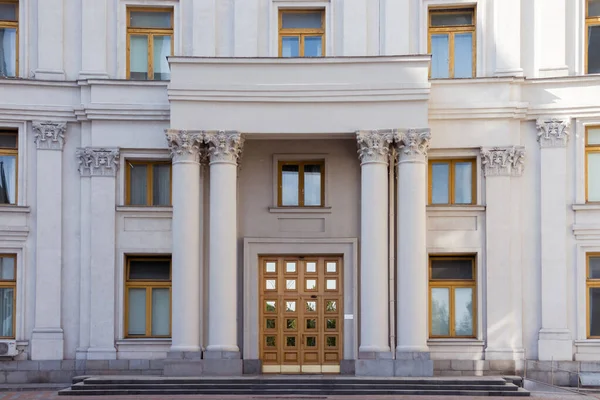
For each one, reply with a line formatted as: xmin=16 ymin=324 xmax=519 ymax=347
xmin=433 ymin=360 xmax=522 ymax=377
xmin=524 ymin=361 xmax=592 ymax=387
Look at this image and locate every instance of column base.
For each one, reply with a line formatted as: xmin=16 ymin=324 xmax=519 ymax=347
xmin=163 ymin=359 xmax=243 ymax=376
xmin=34 ymin=69 xmax=66 ymax=81
xmin=355 ymin=357 xmax=433 ymax=377
xmin=30 ymin=328 xmax=64 ymax=360
xmin=538 ymin=328 xmax=573 ymax=361
xmin=166 ymin=350 xmax=202 ymax=360
xmin=538 ymin=66 xmax=569 ymax=78
xmin=204 ymin=350 xmax=241 ymax=359
xmin=358 ymin=351 xmax=393 ymax=360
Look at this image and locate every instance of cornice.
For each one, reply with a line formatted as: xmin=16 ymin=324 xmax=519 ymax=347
xmin=75 ymin=105 xmax=170 ymax=121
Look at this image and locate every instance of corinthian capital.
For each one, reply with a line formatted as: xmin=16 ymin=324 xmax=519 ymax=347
xmin=356 ymin=130 xmax=395 ymax=164
xmin=204 ymin=131 xmax=244 ymax=165
xmin=165 ymin=129 xmax=205 ymax=163
xmin=33 ymin=121 xmax=67 ymax=150
xmin=536 ymin=118 xmax=570 ymax=148
xmin=394 ymin=128 xmax=431 ymax=162
xmin=76 ymin=147 xmax=120 ymax=177
xmin=480 ymin=146 xmax=526 ymax=177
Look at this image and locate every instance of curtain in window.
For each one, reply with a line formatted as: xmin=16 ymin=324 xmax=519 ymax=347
xmin=129 ymin=164 xmax=147 ymax=205
xmin=281 ymin=37 xmax=299 ymax=57
xmin=431 ymin=163 xmax=449 ymax=204
xmin=454 ymin=33 xmax=473 ymax=78
xmin=128 ymin=288 xmax=146 ymax=335
xmin=304 ymin=165 xmax=321 ymax=206
xmin=0 ymin=156 xmax=16 ymax=205
xmin=130 ymin=35 xmax=148 ymax=79
xmin=0 ymin=28 xmax=16 ymax=78
xmin=0 ymin=288 xmax=13 ymax=337
xmin=153 ymin=36 xmax=171 ymax=80
xmin=454 ymin=162 xmax=472 ymax=204
xmin=431 ymin=34 xmax=449 ymax=79
xmin=281 ymin=165 xmax=299 ymax=206
xmin=589 ymin=153 xmax=600 ymax=201
xmin=151 ymin=288 xmax=170 ymax=336
xmin=152 ymin=164 xmax=170 ymax=206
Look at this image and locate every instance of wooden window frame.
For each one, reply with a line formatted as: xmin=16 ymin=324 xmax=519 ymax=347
xmin=586 ymin=126 xmax=600 ymax=203
xmin=0 ymin=0 xmax=18 ymax=78
xmin=428 ymin=255 xmax=476 ymax=339
xmin=278 ymin=9 xmax=325 ymax=57
xmin=428 ymin=158 xmax=476 ymax=205
xmin=0 ymin=129 xmax=18 ymax=205
xmin=427 ymin=6 xmax=476 ymax=79
xmin=586 ymin=0 xmax=600 ymax=74
xmin=277 ymin=160 xmax=325 ymax=207
xmin=0 ymin=254 xmax=15 ymax=339
xmin=126 ymin=6 xmax=174 ymax=80
xmin=587 ymin=252 xmax=600 ymax=338
xmin=125 ymin=160 xmax=172 ymax=206
xmin=124 ymin=256 xmax=172 ymax=338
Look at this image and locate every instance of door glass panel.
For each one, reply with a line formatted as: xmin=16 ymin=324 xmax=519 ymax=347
xmin=454 ymin=287 xmax=473 ymax=336
xmin=326 ymin=319 xmax=336 ymax=329
xmin=286 ymin=336 xmax=296 ymax=347
xmin=266 ymin=336 xmax=276 ymax=347
xmin=266 ymin=318 xmax=276 ymax=329
xmin=281 ymin=36 xmax=300 ymax=58
xmin=286 ymin=279 xmax=296 ymax=290
xmin=431 ymin=34 xmax=449 ymax=78
xmin=286 ymin=301 xmax=296 ymax=312
xmin=306 ymin=262 xmax=317 ymax=273
xmin=454 ymin=162 xmax=473 ymax=203
xmin=326 ymin=300 xmax=336 ymax=312
xmin=266 ymin=300 xmax=276 ymax=312
xmin=304 ymin=37 xmax=323 ymax=57
xmin=431 ymin=288 xmax=450 ymax=336
xmin=306 ymin=279 xmax=317 ymax=290
xmin=266 ymin=262 xmax=276 ymax=273
xmin=286 ymin=262 xmax=297 ymax=273
xmin=454 ymin=33 xmax=473 ymax=78
xmin=306 ymin=301 xmax=316 ymax=312
xmin=306 ymin=336 xmax=317 ymax=347
xmin=306 ymin=319 xmax=316 ymax=329
xmin=326 ymin=336 xmax=336 ymax=347
xmin=326 ymin=279 xmax=336 ymax=290
xmin=286 ymin=319 xmax=297 ymax=330
xmin=326 ymin=262 xmax=337 ymax=273
xmin=266 ymin=279 xmax=276 ymax=290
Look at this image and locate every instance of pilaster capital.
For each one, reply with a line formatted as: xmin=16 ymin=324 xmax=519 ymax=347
xmin=33 ymin=121 xmax=67 ymax=150
xmin=394 ymin=128 xmax=431 ymax=162
xmin=480 ymin=146 xmax=526 ymax=177
xmin=536 ymin=118 xmax=570 ymax=148
xmin=204 ymin=131 xmax=244 ymax=165
xmin=165 ymin=129 xmax=206 ymax=163
xmin=76 ymin=147 xmax=120 ymax=177
xmin=356 ymin=130 xmax=395 ymax=164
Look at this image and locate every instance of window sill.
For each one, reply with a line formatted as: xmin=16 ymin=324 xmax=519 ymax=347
xmin=426 ymin=205 xmax=485 ymax=212
xmin=573 ymin=204 xmax=600 ymax=211
xmin=116 ymin=206 xmax=173 ymax=213
xmin=0 ymin=206 xmax=31 ymax=213
xmin=269 ymin=207 xmax=332 ymax=214
xmin=428 ymin=339 xmax=484 ymax=346
xmin=116 ymin=338 xmax=171 ymax=345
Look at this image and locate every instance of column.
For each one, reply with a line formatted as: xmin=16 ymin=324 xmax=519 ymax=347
xmin=493 ymin=0 xmax=523 ymax=76
xmin=536 ymin=0 xmax=568 ymax=77
xmin=342 ymin=0 xmax=368 ymax=56
xmin=166 ymin=130 xmax=203 ymax=355
xmin=394 ymin=128 xmax=433 ymax=376
xmin=80 ymin=0 xmax=109 ymax=79
xmin=536 ymin=119 xmax=572 ymax=360
xmin=233 ymin=0 xmax=259 ymax=57
xmin=380 ymin=0 xmax=409 ymax=55
xmin=76 ymin=147 xmax=120 ymax=360
xmin=357 ymin=130 xmax=392 ymax=357
xmin=205 ymin=131 xmax=243 ymax=358
xmin=36 ymin=0 xmax=65 ymax=80
xmin=481 ymin=146 xmax=526 ymax=360
xmin=30 ymin=121 xmax=67 ymax=360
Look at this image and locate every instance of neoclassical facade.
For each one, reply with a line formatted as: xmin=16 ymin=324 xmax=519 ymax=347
xmin=0 ymin=0 xmax=599 ymax=384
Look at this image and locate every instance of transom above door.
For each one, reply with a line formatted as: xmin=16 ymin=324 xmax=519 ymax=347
xmin=259 ymin=256 xmax=343 ymax=373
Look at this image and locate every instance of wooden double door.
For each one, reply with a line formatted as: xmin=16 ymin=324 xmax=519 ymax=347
xmin=259 ymin=256 xmax=343 ymax=374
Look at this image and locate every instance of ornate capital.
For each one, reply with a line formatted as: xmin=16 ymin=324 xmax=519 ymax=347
xmin=480 ymin=146 xmax=526 ymax=177
xmin=204 ymin=131 xmax=244 ymax=165
xmin=536 ymin=118 xmax=570 ymax=148
xmin=33 ymin=121 xmax=67 ymax=150
xmin=394 ymin=128 xmax=431 ymax=162
xmin=356 ymin=130 xmax=395 ymax=164
xmin=165 ymin=129 xmax=205 ymax=163
xmin=76 ymin=147 xmax=120 ymax=177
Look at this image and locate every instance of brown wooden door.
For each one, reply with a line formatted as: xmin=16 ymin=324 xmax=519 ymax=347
xmin=259 ymin=256 xmax=343 ymax=374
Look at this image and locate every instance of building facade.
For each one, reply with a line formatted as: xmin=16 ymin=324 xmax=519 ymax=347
xmin=0 ymin=0 xmax=598 ymax=383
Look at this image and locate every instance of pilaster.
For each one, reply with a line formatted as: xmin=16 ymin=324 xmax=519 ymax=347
xmin=536 ymin=118 xmax=573 ymax=360
xmin=536 ymin=0 xmax=569 ymax=77
xmin=80 ymin=0 xmax=109 ymax=79
xmin=481 ymin=146 xmax=526 ymax=361
xmin=76 ymin=147 xmax=119 ymax=360
xmin=36 ymin=0 xmax=66 ymax=80
xmin=30 ymin=121 xmax=67 ymax=360
xmin=493 ymin=0 xmax=523 ymax=76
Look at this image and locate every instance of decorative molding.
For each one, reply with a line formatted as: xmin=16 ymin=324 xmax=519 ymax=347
xmin=76 ymin=147 xmax=120 ymax=177
xmin=165 ymin=129 xmax=205 ymax=163
xmin=356 ymin=130 xmax=395 ymax=164
xmin=204 ymin=131 xmax=244 ymax=165
xmin=480 ymin=146 xmax=526 ymax=177
xmin=32 ymin=121 xmax=67 ymax=150
xmin=394 ymin=128 xmax=431 ymax=162
xmin=536 ymin=118 xmax=570 ymax=148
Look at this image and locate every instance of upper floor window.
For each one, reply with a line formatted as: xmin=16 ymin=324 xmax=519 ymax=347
xmin=278 ymin=160 xmax=324 ymax=207
xmin=0 ymin=1 xmax=18 ymax=78
xmin=587 ymin=0 xmax=600 ymax=74
xmin=125 ymin=160 xmax=171 ymax=206
xmin=127 ymin=7 xmax=173 ymax=80
xmin=428 ymin=159 xmax=476 ymax=205
xmin=279 ymin=10 xmax=325 ymax=57
xmin=428 ymin=7 xmax=475 ymax=79
xmin=586 ymin=127 xmax=600 ymax=202
xmin=0 ymin=129 xmax=17 ymax=205
xmin=588 ymin=254 xmax=600 ymax=337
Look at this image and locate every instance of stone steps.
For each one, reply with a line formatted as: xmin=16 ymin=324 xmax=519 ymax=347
xmin=58 ymin=376 xmax=530 ymax=396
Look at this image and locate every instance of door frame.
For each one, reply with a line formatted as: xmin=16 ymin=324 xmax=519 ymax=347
xmin=243 ymin=238 xmax=358 ymax=362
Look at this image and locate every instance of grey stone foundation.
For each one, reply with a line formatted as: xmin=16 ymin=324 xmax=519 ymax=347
xmin=355 ymin=352 xmax=434 ymax=377
xmin=433 ymin=360 xmax=522 ymax=377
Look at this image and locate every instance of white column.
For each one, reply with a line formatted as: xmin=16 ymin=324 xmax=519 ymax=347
xmin=394 ymin=129 xmax=433 ymax=376
xmin=481 ymin=146 xmax=526 ymax=360
xmin=536 ymin=119 xmax=572 ymax=360
xmin=357 ymin=130 xmax=392 ymax=356
xmin=80 ymin=0 xmax=109 ymax=79
xmin=493 ymin=0 xmax=523 ymax=76
xmin=76 ymin=148 xmax=120 ymax=360
xmin=536 ymin=0 xmax=568 ymax=77
xmin=381 ymin=0 xmax=409 ymax=55
xmin=166 ymin=130 xmax=203 ymax=354
xmin=205 ymin=131 xmax=243 ymax=357
xmin=30 ymin=122 xmax=67 ymax=360
xmin=342 ymin=0 xmax=368 ymax=56
xmin=36 ymin=0 xmax=65 ymax=80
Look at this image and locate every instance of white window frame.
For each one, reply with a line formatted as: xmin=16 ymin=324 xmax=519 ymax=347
xmin=117 ymin=0 xmax=181 ymax=80
xmin=269 ymin=0 xmax=334 ymax=57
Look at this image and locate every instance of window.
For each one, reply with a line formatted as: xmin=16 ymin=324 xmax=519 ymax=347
xmin=278 ymin=160 xmax=324 ymax=207
xmin=587 ymin=0 xmax=600 ymax=74
xmin=429 ymin=255 xmax=476 ymax=338
xmin=125 ymin=256 xmax=171 ymax=338
xmin=0 ymin=1 xmax=18 ymax=77
xmin=279 ymin=10 xmax=325 ymax=57
xmin=125 ymin=160 xmax=171 ymax=206
xmin=126 ymin=7 xmax=173 ymax=80
xmin=428 ymin=7 xmax=475 ymax=79
xmin=0 ymin=130 xmax=17 ymax=205
xmin=428 ymin=159 xmax=476 ymax=205
xmin=587 ymin=254 xmax=600 ymax=337
xmin=586 ymin=127 xmax=600 ymax=202
xmin=0 ymin=255 xmax=15 ymax=338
